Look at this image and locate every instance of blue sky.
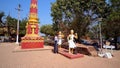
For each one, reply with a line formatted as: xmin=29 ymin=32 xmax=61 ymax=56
xmin=0 ymin=0 xmax=56 ymax=26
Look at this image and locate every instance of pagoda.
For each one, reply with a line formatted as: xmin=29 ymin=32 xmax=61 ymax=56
xmin=21 ymin=0 xmax=44 ymax=49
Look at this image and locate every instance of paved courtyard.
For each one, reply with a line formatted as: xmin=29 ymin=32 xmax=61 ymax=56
xmin=0 ymin=43 xmax=120 ymax=68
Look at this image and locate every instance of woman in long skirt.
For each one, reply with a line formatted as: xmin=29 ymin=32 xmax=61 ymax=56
xmin=68 ymin=30 xmax=77 ymax=54
xmin=57 ymin=31 xmax=63 ymax=49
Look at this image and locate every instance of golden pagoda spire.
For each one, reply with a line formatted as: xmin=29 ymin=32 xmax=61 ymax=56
xmin=28 ymin=0 xmax=38 ymax=23
xmin=25 ymin=0 xmax=39 ymax=37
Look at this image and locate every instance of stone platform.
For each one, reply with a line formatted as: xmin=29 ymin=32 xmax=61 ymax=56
xmin=61 ymin=43 xmax=98 ymax=56
xmin=21 ymin=42 xmax=44 ymax=49
xmin=59 ymin=48 xmax=84 ymax=59
xmin=21 ymin=36 xmax=44 ymax=49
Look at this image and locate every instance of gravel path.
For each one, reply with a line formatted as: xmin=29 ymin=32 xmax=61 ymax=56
xmin=0 ymin=43 xmax=120 ymax=68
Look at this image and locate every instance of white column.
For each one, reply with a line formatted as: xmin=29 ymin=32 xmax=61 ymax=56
xmin=16 ymin=4 xmax=21 ymax=44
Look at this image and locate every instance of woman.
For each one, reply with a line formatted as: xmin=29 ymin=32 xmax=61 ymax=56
xmin=57 ymin=31 xmax=64 ymax=49
xmin=68 ymin=30 xmax=77 ymax=54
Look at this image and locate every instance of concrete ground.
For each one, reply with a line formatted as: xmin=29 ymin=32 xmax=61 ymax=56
xmin=0 ymin=43 xmax=120 ymax=68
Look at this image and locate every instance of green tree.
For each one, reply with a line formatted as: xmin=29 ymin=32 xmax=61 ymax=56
xmin=0 ymin=11 xmax=27 ymax=41
xmin=6 ymin=15 xmax=17 ymax=36
xmin=102 ymin=0 xmax=120 ymax=49
xmin=51 ymin=0 xmax=108 ymax=40
xmin=19 ymin=18 xmax=27 ymax=36
xmin=41 ymin=24 xmax=55 ymax=36
xmin=88 ymin=25 xmax=99 ymax=39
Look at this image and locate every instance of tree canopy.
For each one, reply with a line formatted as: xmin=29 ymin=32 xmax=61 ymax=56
xmin=0 ymin=12 xmax=27 ymax=38
xmin=51 ymin=0 xmax=110 ymax=38
xmin=40 ymin=24 xmax=54 ymax=36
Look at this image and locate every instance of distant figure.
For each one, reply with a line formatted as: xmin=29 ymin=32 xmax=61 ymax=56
xmin=54 ymin=34 xmax=58 ymax=53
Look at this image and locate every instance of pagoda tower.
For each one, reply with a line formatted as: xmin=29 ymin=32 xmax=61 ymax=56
xmin=21 ymin=0 xmax=44 ymax=49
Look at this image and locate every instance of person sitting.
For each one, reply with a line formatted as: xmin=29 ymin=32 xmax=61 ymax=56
xmin=103 ymin=40 xmax=115 ymax=49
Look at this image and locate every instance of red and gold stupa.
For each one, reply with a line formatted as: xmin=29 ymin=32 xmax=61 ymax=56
xmin=21 ymin=0 xmax=44 ymax=49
